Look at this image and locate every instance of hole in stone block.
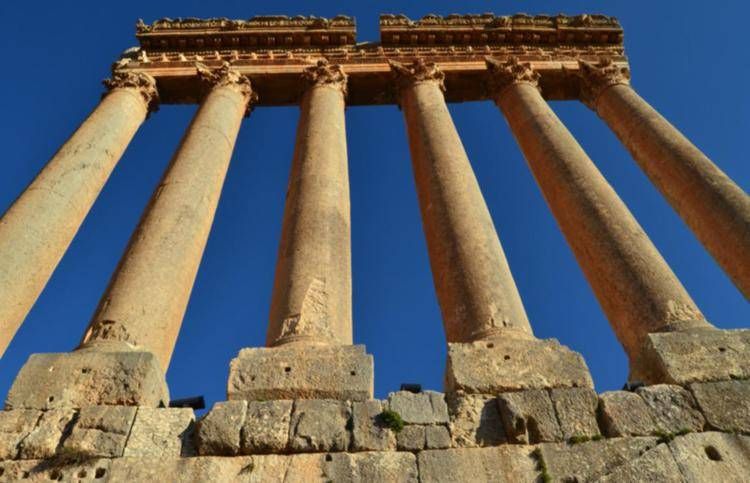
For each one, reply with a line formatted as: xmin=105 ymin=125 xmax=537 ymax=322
xmin=350 ymin=371 xmax=356 ymax=376
xmin=487 ymin=343 xmax=494 ymax=348
xmin=718 ymin=347 xmax=726 ymax=352
xmin=22 ymin=471 xmax=29 ymax=479
xmin=325 ymin=454 xmax=333 ymax=462
xmin=504 ymin=355 xmax=510 ymax=360
xmin=81 ymin=368 xmax=91 ymax=374
xmin=49 ymin=469 xmax=62 ymax=480
xmin=78 ymin=469 xmax=87 ymax=478
xmin=284 ymin=367 xmax=291 ymax=373
xmin=250 ymin=376 xmax=256 ymax=381
xmin=95 ymin=467 xmax=107 ymax=478
xmin=48 ymin=396 xmax=55 ymax=403
xmin=0 ymin=468 xmax=4 ymax=477
xmin=705 ymin=446 xmax=722 ymax=461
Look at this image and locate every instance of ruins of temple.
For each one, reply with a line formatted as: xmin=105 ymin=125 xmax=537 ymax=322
xmin=0 ymin=13 xmax=748 ymax=481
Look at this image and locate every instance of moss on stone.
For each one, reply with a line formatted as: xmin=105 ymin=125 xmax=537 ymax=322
xmin=378 ymin=410 xmax=405 ymax=433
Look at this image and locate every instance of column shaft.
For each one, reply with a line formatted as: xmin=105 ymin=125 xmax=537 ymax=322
xmin=490 ymin=59 xmax=711 ymax=361
xmin=586 ymin=70 xmax=750 ymax=298
xmin=82 ymin=64 xmax=252 ymax=370
xmin=0 ymin=72 xmax=156 ymax=356
xmin=267 ymin=61 xmax=352 ymax=346
xmin=393 ymin=59 xmax=532 ymax=343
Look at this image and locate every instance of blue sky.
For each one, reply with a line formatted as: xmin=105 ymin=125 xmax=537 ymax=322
xmin=0 ymin=1 xmax=748 ymax=409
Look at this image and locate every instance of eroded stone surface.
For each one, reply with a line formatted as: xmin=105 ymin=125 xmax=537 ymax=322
xmin=496 ymin=390 xmax=562 ymax=444
xmin=0 ymin=410 xmax=40 ymax=460
xmin=690 ymin=379 xmax=750 ymax=433
xmin=351 ymin=400 xmax=395 ymax=452
xmin=396 ymin=425 xmax=425 ymax=451
xmin=636 ymin=384 xmax=705 ymax=433
xmin=597 ymin=443 xmax=683 ymax=482
xmin=669 ymin=431 xmax=750 ymax=482
xmin=240 ymin=400 xmax=293 ymax=454
xmin=446 ymin=393 xmax=506 ymax=447
xmin=549 ymin=387 xmax=600 ymax=440
xmin=425 ymin=425 xmax=451 ymax=449
xmin=0 ymin=457 xmax=112 ymax=481
xmin=62 ymin=405 xmax=137 ymax=457
xmin=18 ymin=409 xmax=75 ymax=460
xmin=387 ymin=391 xmax=449 ymax=424
xmin=418 ymin=446 xmax=537 ymax=482
xmin=194 ymin=400 xmax=246 ymax=456
xmin=598 ymin=391 xmax=656 ymax=437
xmin=445 ymin=338 xmax=593 ymax=394
xmin=289 ymin=399 xmax=350 ymax=452
xmin=123 ymin=407 xmax=194 ymax=457
xmin=5 ymin=350 xmax=168 ymax=410
xmin=228 ymin=345 xmax=373 ymax=401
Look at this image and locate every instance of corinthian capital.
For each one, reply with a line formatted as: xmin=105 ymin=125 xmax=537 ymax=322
xmin=302 ymin=59 xmax=348 ymax=96
xmin=196 ymin=61 xmax=258 ymax=112
xmin=389 ymin=58 xmax=446 ymax=93
xmin=103 ymin=70 xmax=159 ymax=113
xmin=485 ymin=57 xmax=540 ymax=97
xmin=578 ymin=58 xmax=631 ymax=109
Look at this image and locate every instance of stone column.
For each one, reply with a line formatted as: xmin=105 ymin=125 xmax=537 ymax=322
xmin=391 ymin=59 xmax=592 ymax=394
xmin=488 ymin=57 xmax=717 ymax=383
xmin=266 ymin=59 xmax=352 ymax=347
xmin=0 ymin=71 xmax=157 ymax=357
xmin=227 ymin=60 xmax=373 ymax=402
xmin=6 ymin=63 xmax=253 ymax=410
xmin=578 ymin=59 xmax=750 ymax=299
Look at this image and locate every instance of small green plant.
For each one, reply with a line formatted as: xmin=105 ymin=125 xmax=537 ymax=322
xmin=378 ymin=410 xmax=405 ymax=433
xmin=591 ymin=434 xmax=604 ymax=441
xmin=567 ymin=435 xmax=590 ymax=445
xmin=531 ymin=447 xmax=551 ymax=482
xmin=652 ymin=428 xmax=691 ymax=444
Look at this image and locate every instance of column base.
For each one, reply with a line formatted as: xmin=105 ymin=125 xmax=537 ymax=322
xmin=630 ymin=328 xmax=750 ymax=385
xmin=445 ymin=337 xmax=593 ymax=394
xmin=227 ymin=344 xmax=373 ymax=401
xmin=5 ymin=346 xmax=169 ymax=410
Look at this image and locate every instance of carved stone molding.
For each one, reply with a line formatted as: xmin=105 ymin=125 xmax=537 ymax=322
xmin=302 ymin=59 xmax=348 ymax=96
xmin=389 ymin=58 xmax=446 ymax=94
xmin=102 ymin=70 xmax=159 ymax=113
xmin=196 ymin=61 xmax=258 ymax=112
xmin=578 ymin=58 xmax=631 ymax=109
xmin=485 ymin=56 xmax=540 ymax=97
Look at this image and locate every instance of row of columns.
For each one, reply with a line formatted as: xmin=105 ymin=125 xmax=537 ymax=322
xmin=0 ymin=57 xmax=747 ymax=388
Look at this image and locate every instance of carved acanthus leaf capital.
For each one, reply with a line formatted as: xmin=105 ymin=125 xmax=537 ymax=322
xmin=302 ymin=59 xmax=348 ymax=96
xmin=485 ymin=57 xmax=540 ymax=97
xmin=389 ymin=58 xmax=446 ymax=93
xmin=577 ymin=58 xmax=631 ymax=109
xmin=103 ymin=70 xmax=159 ymax=113
xmin=196 ymin=61 xmax=258 ymax=113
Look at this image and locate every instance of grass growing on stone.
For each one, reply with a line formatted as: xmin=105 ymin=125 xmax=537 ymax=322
xmin=568 ymin=433 xmax=604 ymax=445
xmin=652 ymin=428 xmax=692 ymax=444
xmin=378 ymin=410 xmax=405 ymax=433
xmin=530 ymin=447 xmax=551 ymax=483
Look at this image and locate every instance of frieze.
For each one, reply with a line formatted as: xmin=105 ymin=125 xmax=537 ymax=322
xmin=137 ymin=15 xmax=355 ymax=33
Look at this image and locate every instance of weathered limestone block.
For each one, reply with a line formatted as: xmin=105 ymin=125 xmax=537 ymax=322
xmin=598 ymin=391 xmax=656 ymax=437
xmin=18 ymin=409 xmax=75 ymax=459
xmin=445 ymin=338 xmax=592 ymax=394
xmin=396 ymin=425 xmax=425 ymax=451
xmin=496 ymin=390 xmax=562 ymax=444
xmin=669 ymin=431 xmax=750 ymax=482
xmin=123 ymin=407 xmax=195 ymax=457
xmin=289 ymin=399 xmax=350 ymax=452
xmin=446 ymin=393 xmax=506 ymax=447
xmin=549 ymin=387 xmax=600 ymax=440
xmin=350 ymin=400 xmax=395 ymax=452
xmin=194 ymin=400 xmax=246 ymax=456
xmin=240 ymin=400 xmax=293 ymax=454
xmin=597 ymin=443 xmax=684 ymax=482
xmin=62 ymin=405 xmax=137 ymax=457
xmin=5 ymin=349 xmax=168 ymax=410
xmin=690 ymin=379 xmax=750 ymax=433
xmin=632 ymin=328 xmax=750 ymax=385
xmin=418 ymin=446 xmax=537 ymax=482
xmin=636 ymin=384 xmax=705 ymax=433
xmin=387 ymin=391 xmax=449 ymax=424
xmin=227 ymin=345 xmax=373 ymax=401
xmin=539 ymin=436 xmax=659 ymax=482
xmin=0 ymin=457 xmax=111 ymax=481
xmin=0 ymin=410 xmax=40 ymax=460
xmin=425 ymin=425 xmax=451 ymax=449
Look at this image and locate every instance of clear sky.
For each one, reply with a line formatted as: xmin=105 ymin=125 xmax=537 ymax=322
xmin=0 ymin=1 xmax=748 ymax=411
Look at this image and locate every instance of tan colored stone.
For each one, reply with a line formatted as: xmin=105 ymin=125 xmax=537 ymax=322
xmin=350 ymin=400 xmax=396 ymax=452
xmin=446 ymin=338 xmax=593 ymax=393
xmin=424 ymin=425 xmax=451 ymax=449
xmin=387 ymin=390 xmax=448 ymax=424
xmin=396 ymin=425 xmax=425 ymax=450
xmin=240 ymin=400 xmax=293 ymax=454
xmin=418 ymin=446 xmax=538 ymax=482
xmin=636 ymin=384 xmax=705 ymax=433
xmin=549 ymin=387 xmax=600 ymax=440
xmin=227 ymin=344 xmax=373 ymax=401
xmin=598 ymin=391 xmax=656 ymax=437
xmin=289 ymin=399 xmax=350 ymax=453
xmin=669 ymin=431 xmax=750 ymax=482
xmin=690 ymin=379 xmax=750 ymax=433
xmin=392 ymin=58 xmax=532 ymax=344
xmin=5 ymin=349 xmax=168 ymax=410
xmin=446 ymin=393 xmax=506 ymax=447
xmin=123 ymin=407 xmax=195 ymax=457
xmin=82 ymin=64 xmax=253 ymax=371
xmin=0 ymin=457 xmax=112 ymax=482
xmin=267 ymin=61 xmax=352 ymax=347
xmin=194 ymin=400 xmax=246 ymax=456
xmin=597 ymin=443 xmax=683 ymax=482
xmin=490 ymin=57 xmax=710 ymax=363
xmin=496 ymin=390 xmax=562 ymax=444
xmin=62 ymin=405 xmax=137 ymax=457
xmin=0 ymin=76 xmax=155 ymax=357
xmin=0 ymin=410 xmax=40 ymax=460
xmin=18 ymin=409 xmax=75 ymax=460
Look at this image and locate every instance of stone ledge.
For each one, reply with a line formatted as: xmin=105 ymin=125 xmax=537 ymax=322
xmin=227 ymin=344 xmax=373 ymax=401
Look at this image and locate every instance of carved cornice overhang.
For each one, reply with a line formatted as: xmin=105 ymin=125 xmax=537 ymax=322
xmin=136 ymin=15 xmax=356 ymax=51
xmin=380 ymin=13 xmax=623 ymax=47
